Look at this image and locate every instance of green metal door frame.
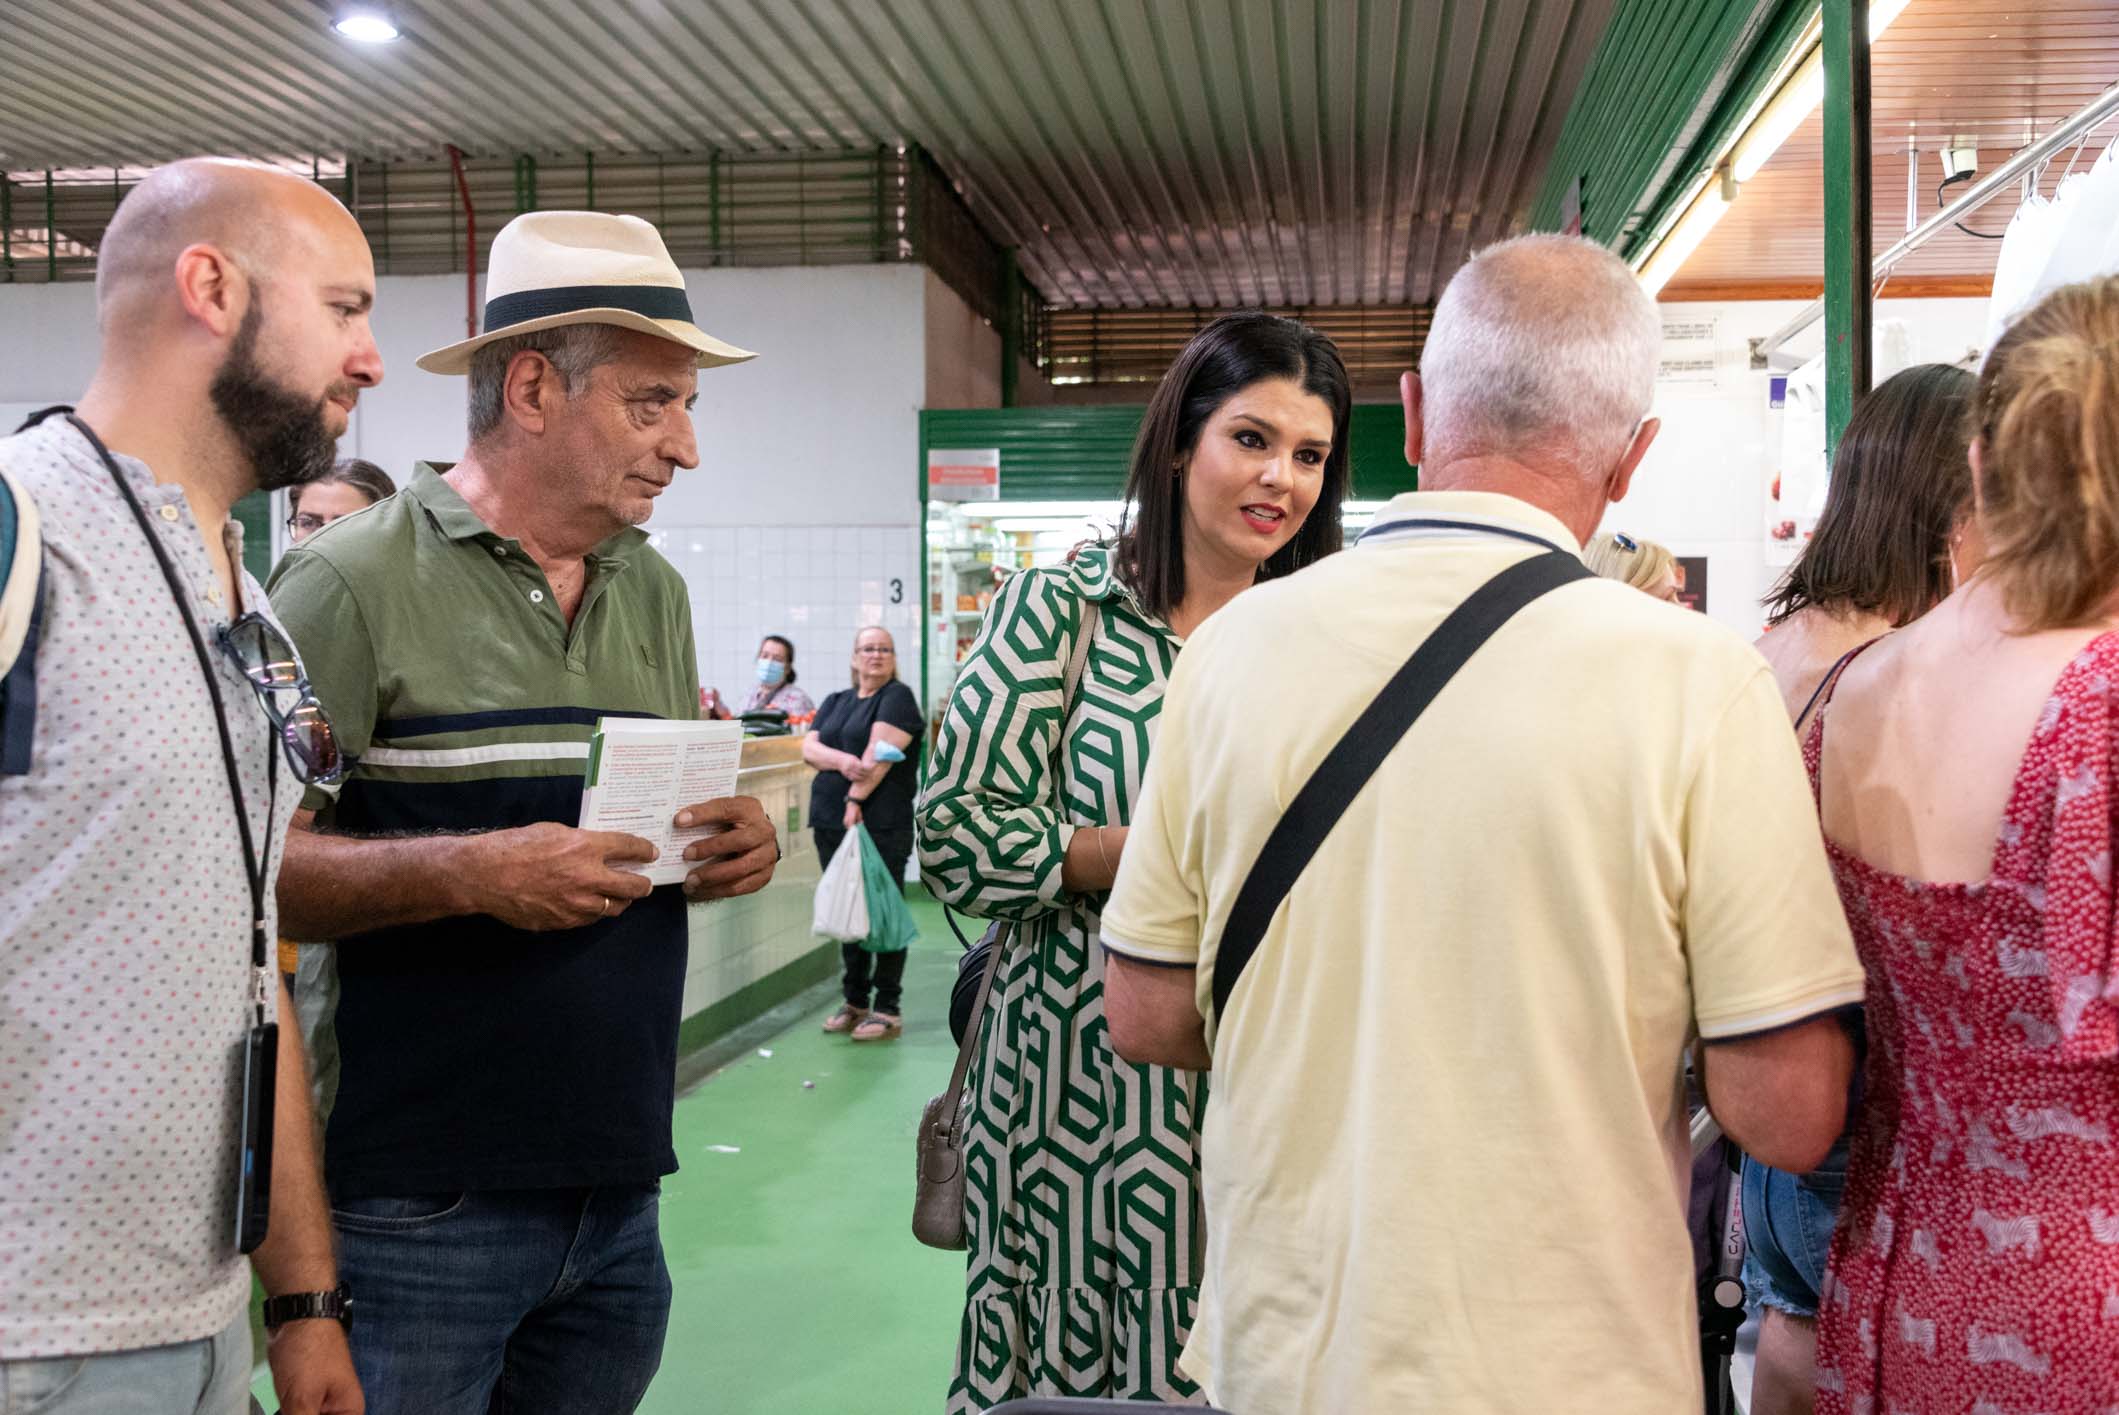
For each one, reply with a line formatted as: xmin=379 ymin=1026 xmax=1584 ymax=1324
xmin=1822 ymin=0 xmax=1874 ymax=455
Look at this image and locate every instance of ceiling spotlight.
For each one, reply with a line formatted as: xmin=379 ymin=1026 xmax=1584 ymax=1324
xmin=332 ymin=7 xmax=401 ymax=42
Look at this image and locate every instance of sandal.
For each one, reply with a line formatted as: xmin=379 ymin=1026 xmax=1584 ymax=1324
xmin=850 ymin=1012 xmax=903 ymax=1043
xmin=822 ymin=1004 xmax=868 ymax=1035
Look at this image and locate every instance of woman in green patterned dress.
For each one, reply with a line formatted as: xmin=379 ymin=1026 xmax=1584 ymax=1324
xmin=918 ymin=313 xmax=1354 ymax=1409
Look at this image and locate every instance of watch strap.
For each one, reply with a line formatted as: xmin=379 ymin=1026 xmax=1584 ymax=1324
xmin=263 ymin=1283 xmax=353 ymax=1330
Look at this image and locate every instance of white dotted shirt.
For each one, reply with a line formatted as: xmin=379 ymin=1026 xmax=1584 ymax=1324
xmin=0 ymin=416 xmax=296 ymax=1358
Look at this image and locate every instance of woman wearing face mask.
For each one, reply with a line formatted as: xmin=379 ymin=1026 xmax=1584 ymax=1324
xmin=705 ymin=634 xmax=815 ymax=722
xmin=918 ymin=312 xmax=1352 ymax=1409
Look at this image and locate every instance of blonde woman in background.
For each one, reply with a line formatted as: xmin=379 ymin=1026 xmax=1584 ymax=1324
xmin=1585 ymin=529 xmax=1680 ymax=601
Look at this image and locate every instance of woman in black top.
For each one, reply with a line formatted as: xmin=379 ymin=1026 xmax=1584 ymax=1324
xmin=801 ymin=626 xmax=924 ymax=1041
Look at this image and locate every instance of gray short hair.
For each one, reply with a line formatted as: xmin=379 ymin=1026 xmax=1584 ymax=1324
xmin=466 ymin=323 xmax=625 ymax=442
xmin=1419 ymin=234 xmax=1661 ymax=475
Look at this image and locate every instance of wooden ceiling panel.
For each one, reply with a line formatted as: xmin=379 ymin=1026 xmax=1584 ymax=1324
xmin=1669 ymin=0 xmax=2119 ymax=294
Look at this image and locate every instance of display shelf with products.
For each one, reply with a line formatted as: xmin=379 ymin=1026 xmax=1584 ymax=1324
xmin=916 ymin=495 xmax=1401 ymax=716
xmin=921 ymin=499 xmax=1125 ymax=718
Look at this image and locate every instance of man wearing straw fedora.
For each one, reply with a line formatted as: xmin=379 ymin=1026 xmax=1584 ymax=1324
xmin=268 ymin=211 xmax=778 ymax=1413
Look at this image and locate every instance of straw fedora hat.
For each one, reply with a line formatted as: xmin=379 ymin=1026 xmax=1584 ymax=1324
xmin=416 ymin=211 xmax=756 ymax=375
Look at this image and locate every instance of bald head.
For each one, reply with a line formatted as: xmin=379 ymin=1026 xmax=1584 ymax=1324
xmin=96 ymin=158 xmax=363 ymax=327
xmin=1419 ymin=234 xmax=1661 ymax=477
xmin=75 ymin=158 xmax=383 ymax=494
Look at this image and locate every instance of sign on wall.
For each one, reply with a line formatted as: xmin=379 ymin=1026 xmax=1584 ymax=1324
xmin=1675 ymin=556 xmax=1709 ymax=614
xmin=928 ymin=447 xmax=1000 ymax=502
xmin=1658 ymin=316 xmax=1720 ymax=386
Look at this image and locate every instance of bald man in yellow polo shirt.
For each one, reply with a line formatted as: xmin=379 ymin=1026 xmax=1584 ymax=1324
xmin=1101 ymin=235 xmax=1862 ymax=1414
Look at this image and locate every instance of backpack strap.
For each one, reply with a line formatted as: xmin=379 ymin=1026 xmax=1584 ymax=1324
xmin=0 ymin=466 xmax=45 ymax=776
xmin=1210 ymin=549 xmax=1593 ymax=1023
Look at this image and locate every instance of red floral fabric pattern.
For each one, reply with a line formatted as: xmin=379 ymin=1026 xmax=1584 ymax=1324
xmin=1813 ymin=635 xmax=2119 ymax=1414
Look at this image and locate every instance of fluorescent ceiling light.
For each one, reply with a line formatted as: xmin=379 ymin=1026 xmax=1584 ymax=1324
xmin=333 ymin=8 xmax=400 ymax=42
xmin=946 ymin=500 xmax=1128 ymax=520
xmin=1731 ymin=0 xmax=1911 ymax=183
xmin=1732 ymin=58 xmax=1825 ymax=182
xmin=1638 ymin=182 xmax=1735 ymax=298
xmin=1636 ymin=0 xmax=1913 ymax=288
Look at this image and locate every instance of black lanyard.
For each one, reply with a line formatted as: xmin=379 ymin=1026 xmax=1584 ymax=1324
xmin=67 ymin=413 xmax=278 ymax=1026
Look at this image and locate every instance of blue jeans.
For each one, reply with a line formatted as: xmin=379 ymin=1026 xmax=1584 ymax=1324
xmin=334 ymin=1185 xmax=670 ymax=1415
xmin=1739 ymin=1140 xmax=1849 ymax=1318
xmin=0 ymin=1309 xmax=249 ymax=1415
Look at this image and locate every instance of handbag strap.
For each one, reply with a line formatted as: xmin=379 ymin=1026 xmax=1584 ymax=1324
xmin=1210 ymin=549 xmax=1592 ymax=1021
xmin=934 ymin=588 xmax=1103 ymax=1133
xmin=936 ymin=919 xmax=1009 ymax=1137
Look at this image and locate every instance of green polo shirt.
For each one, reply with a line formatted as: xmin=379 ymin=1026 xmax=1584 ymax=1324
xmin=267 ymin=463 xmax=702 ymax=1197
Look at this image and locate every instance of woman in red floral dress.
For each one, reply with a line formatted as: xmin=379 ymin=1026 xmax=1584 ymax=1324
xmin=1808 ymin=276 xmax=2119 ymax=1413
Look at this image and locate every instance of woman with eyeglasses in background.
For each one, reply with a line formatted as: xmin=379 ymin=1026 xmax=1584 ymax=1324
xmin=803 ymin=625 xmax=923 ymax=1042
xmin=285 ymin=457 xmax=395 ymax=544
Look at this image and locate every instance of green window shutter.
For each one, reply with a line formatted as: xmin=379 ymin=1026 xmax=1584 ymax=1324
xmin=233 ymin=490 xmax=274 ymax=584
xmin=919 ymin=404 xmax=1415 ymax=505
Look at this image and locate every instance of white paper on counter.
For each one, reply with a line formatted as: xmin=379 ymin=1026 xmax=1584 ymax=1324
xmin=577 ymin=717 xmax=745 ymax=886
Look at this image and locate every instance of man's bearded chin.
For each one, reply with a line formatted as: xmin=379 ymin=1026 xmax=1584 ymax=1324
xmin=208 ymin=299 xmax=345 ymax=493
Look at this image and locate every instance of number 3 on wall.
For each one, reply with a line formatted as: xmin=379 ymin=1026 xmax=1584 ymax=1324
xmin=889 ymin=578 xmax=904 ymax=605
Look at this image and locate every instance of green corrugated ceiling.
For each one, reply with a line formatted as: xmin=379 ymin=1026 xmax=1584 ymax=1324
xmin=1530 ymin=0 xmax=1814 ymax=260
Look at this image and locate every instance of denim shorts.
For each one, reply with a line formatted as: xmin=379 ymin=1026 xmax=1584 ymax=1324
xmin=1739 ymin=1139 xmax=1849 ymax=1318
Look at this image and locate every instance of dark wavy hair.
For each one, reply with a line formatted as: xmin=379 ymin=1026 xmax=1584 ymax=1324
xmin=1764 ymin=362 xmax=1976 ymax=628
xmin=1116 ymin=312 xmax=1351 ymax=618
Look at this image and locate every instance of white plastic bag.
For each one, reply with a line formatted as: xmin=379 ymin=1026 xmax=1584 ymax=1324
xmin=813 ymin=833 xmax=870 ymax=942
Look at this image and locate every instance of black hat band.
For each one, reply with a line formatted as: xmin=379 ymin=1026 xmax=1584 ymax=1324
xmin=480 ymin=283 xmax=694 ymax=335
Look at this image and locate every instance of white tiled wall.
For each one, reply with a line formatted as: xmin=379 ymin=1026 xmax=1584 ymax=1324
xmin=649 ymin=523 xmax=926 ymax=713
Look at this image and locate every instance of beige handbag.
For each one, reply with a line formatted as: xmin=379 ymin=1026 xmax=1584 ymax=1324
xmin=912 ymin=598 xmax=1099 ymax=1251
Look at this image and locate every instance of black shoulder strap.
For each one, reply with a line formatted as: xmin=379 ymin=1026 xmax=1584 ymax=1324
xmin=1793 ymin=639 xmax=1876 ymax=734
xmin=1210 ymin=549 xmax=1593 ymax=1022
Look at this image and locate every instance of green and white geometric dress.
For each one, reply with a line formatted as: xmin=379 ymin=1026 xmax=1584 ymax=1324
xmin=918 ymin=544 xmax=1206 ymax=1411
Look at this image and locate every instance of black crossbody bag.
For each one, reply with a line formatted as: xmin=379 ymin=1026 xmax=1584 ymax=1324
xmin=1210 ymin=548 xmax=1590 ymax=1022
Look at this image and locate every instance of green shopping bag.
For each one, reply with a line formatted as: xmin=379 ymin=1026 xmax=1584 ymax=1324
xmin=853 ymin=824 xmax=919 ymax=954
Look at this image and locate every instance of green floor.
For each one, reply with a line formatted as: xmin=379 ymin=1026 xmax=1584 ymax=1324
xmin=257 ymin=889 xmax=968 ymax=1413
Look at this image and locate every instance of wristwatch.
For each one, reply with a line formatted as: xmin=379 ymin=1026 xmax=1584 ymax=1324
xmin=262 ymin=1283 xmax=354 ymax=1333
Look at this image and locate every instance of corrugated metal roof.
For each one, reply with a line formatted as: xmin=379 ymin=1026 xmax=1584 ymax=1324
xmin=0 ymin=0 xmax=1617 ymax=309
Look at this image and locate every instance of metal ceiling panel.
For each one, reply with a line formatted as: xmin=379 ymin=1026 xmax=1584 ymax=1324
xmin=0 ymin=0 xmax=1618 ymax=310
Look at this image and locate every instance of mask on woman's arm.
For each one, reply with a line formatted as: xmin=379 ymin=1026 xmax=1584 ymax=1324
xmin=874 ymin=742 xmax=907 ymax=763
xmin=756 ymin=658 xmax=787 ymax=687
